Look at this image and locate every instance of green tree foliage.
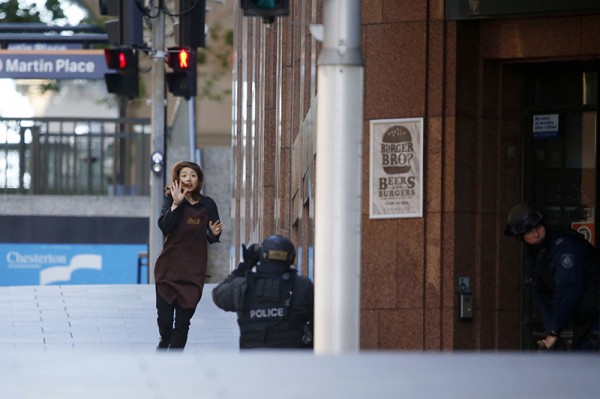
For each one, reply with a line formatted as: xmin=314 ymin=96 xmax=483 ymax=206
xmin=197 ymin=22 xmax=233 ymax=102
xmin=0 ymin=0 xmax=66 ymax=23
xmin=1 ymin=0 xmax=72 ymax=96
xmin=43 ymin=0 xmax=66 ymax=21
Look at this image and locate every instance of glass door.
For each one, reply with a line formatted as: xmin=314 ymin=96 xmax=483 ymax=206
xmin=525 ymin=110 xmax=597 ymax=239
xmin=521 ymin=64 xmax=599 ymax=350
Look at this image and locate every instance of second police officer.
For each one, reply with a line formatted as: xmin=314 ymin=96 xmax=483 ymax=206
xmin=504 ymin=203 xmax=600 ymax=351
xmin=212 ymin=235 xmax=314 ymax=349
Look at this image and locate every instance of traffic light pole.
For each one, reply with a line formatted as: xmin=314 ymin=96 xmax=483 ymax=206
xmin=189 ymin=97 xmax=197 ymax=162
xmin=148 ymin=7 xmax=167 ymax=283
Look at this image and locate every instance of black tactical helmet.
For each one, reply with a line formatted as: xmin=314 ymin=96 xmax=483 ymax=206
xmin=259 ymin=235 xmax=296 ymax=266
xmin=504 ymin=203 xmax=544 ymax=237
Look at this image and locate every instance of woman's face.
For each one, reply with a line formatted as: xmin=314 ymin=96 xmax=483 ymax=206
xmin=178 ymin=167 xmax=199 ymax=192
xmin=523 ymin=224 xmax=546 ymax=245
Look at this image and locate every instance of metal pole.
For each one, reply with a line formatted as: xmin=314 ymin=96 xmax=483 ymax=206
xmin=314 ymin=0 xmax=364 ymax=354
xmin=148 ymin=5 xmax=166 ymax=283
xmin=189 ymin=97 xmax=196 ymax=162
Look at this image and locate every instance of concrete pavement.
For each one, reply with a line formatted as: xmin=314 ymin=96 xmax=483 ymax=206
xmin=0 ymin=283 xmax=239 ymax=352
xmin=1 ymin=284 xmax=600 ymax=399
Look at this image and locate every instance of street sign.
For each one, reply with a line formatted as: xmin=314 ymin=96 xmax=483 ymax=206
xmin=0 ymin=50 xmax=110 ymax=79
xmin=8 ymin=43 xmax=82 ymax=51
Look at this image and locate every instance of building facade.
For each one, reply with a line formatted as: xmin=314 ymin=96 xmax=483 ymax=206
xmin=230 ymin=0 xmax=600 ymax=350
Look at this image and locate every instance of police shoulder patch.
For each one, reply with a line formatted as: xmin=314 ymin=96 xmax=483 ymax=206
xmin=560 ymin=253 xmax=574 ymax=269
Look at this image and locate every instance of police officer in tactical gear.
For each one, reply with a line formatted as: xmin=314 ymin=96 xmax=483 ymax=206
xmin=212 ymin=235 xmax=314 ymax=349
xmin=505 ymin=203 xmax=600 ymax=351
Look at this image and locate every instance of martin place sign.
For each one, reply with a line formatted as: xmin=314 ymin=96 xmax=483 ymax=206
xmin=0 ymin=50 xmax=109 ymax=79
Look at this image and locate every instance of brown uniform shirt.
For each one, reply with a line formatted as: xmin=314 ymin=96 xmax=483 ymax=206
xmin=155 ymin=195 xmax=220 ymax=309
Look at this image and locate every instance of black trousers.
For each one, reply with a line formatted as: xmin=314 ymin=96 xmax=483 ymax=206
xmin=156 ymin=294 xmax=196 ymax=349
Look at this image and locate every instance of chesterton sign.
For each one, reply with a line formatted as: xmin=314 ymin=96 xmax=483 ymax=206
xmin=0 ymin=243 xmax=146 ymax=286
xmin=0 ymin=50 xmax=110 ymax=80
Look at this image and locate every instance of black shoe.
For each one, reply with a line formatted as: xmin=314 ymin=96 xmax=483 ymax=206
xmin=156 ymin=340 xmax=169 ymax=350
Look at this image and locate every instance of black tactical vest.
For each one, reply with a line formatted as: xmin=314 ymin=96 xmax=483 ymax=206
xmin=237 ymin=271 xmax=311 ymax=349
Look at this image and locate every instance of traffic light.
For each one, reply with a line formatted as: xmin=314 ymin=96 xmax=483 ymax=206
xmin=100 ymin=0 xmax=144 ymax=47
xmin=241 ymin=0 xmax=289 ymax=24
xmin=166 ymin=47 xmax=197 ymax=99
xmin=175 ymin=0 xmax=206 ymax=48
xmin=104 ymin=48 xmax=139 ymax=99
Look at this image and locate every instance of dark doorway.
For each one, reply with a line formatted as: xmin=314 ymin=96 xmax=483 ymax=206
xmin=520 ymin=62 xmax=599 ymax=350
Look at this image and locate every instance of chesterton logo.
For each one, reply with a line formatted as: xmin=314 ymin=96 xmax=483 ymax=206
xmin=6 ymin=251 xmax=102 ymax=285
xmin=6 ymin=251 xmax=67 ymax=269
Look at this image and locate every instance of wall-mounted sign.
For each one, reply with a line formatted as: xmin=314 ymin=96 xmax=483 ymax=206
xmin=533 ymin=114 xmax=559 ymax=139
xmin=572 ymin=222 xmax=595 ymax=245
xmin=369 ymin=118 xmax=423 ymax=219
xmin=7 ymin=43 xmax=82 ymax=51
xmin=0 ymin=50 xmax=109 ymax=79
xmin=0 ymin=243 xmax=146 ymax=286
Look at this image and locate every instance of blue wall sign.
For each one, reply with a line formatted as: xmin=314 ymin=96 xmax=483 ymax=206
xmin=0 ymin=243 xmax=147 ymax=286
xmin=0 ymin=50 xmax=109 ymax=79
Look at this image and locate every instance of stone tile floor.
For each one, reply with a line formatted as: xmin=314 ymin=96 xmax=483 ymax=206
xmin=0 ymin=283 xmax=239 ymax=352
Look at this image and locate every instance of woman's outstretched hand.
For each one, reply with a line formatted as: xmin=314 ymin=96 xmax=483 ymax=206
xmin=170 ymin=180 xmax=188 ymax=206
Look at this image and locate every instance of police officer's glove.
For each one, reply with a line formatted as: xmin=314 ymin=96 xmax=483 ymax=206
xmin=232 ymin=244 xmax=261 ymax=277
xmin=232 ymin=261 xmax=248 ymax=277
xmin=242 ymin=243 xmax=261 ymax=268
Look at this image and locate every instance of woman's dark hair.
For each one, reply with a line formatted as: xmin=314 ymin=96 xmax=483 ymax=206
xmin=164 ymin=161 xmax=204 ymax=200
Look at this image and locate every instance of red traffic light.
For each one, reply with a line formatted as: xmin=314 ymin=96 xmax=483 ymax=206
xmin=103 ymin=47 xmax=139 ymax=98
xmin=104 ymin=48 xmax=136 ymax=71
xmin=167 ymin=48 xmax=194 ymax=71
xmin=118 ymin=51 xmax=127 ymax=68
xmin=178 ymin=49 xmax=190 ymax=69
xmin=166 ymin=47 xmax=197 ymax=98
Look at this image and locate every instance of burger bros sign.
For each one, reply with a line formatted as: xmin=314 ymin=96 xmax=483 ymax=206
xmin=369 ymin=118 xmax=423 ymax=219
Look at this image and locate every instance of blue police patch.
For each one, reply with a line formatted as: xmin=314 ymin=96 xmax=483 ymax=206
xmin=561 ymin=254 xmax=574 ymax=269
